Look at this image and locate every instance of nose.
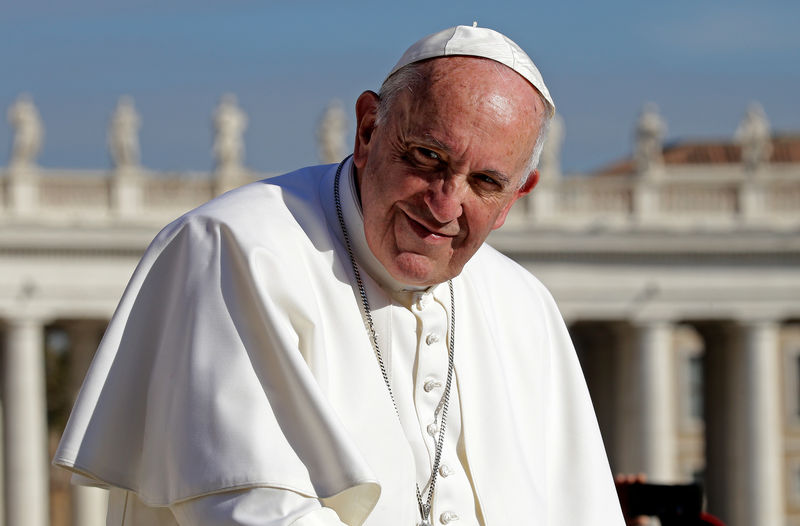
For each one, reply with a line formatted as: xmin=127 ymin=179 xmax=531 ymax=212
xmin=424 ymin=175 xmax=467 ymax=224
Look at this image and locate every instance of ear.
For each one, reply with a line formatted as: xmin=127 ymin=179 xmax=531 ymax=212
xmin=519 ymin=169 xmax=540 ymax=195
xmin=491 ymin=170 xmax=540 ymax=230
xmin=353 ymin=90 xmax=380 ymax=170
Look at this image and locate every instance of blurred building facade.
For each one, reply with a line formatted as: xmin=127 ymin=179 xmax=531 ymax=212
xmin=0 ymin=96 xmax=798 ymax=526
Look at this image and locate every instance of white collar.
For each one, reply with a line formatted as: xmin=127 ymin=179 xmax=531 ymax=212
xmin=325 ymin=157 xmax=429 ymax=294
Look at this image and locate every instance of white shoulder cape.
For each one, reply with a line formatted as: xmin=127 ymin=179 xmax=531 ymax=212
xmin=54 ymin=162 xmax=624 ymax=526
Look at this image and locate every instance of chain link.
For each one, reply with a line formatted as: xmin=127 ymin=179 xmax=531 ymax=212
xmin=334 ymin=159 xmax=455 ymax=526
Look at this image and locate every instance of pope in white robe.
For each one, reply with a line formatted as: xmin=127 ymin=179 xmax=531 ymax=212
xmin=54 ymin=25 xmax=625 ymax=526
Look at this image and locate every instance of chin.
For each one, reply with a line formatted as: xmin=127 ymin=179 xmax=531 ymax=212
xmin=389 ymin=254 xmax=439 ymax=286
xmin=390 ymin=253 xmax=460 ymax=287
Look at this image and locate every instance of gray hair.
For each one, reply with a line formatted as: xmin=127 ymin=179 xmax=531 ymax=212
xmin=376 ymin=61 xmax=552 ymax=186
xmin=376 ymin=62 xmax=426 ymax=125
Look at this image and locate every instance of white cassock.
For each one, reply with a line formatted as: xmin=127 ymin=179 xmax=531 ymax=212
xmin=54 ymin=158 xmax=625 ymax=526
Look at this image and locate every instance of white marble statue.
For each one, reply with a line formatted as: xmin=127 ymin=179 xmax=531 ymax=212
xmin=213 ymin=94 xmax=247 ymax=172
xmin=317 ymin=99 xmax=348 ymax=164
xmin=108 ymin=96 xmax=141 ymax=169
xmin=634 ymin=103 xmax=666 ymax=174
xmin=736 ymin=102 xmax=772 ymax=171
xmin=7 ymin=94 xmax=44 ymax=169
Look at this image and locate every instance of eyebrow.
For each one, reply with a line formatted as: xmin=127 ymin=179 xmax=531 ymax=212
xmin=420 ymin=133 xmax=451 ymax=154
xmin=418 ymin=133 xmax=512 ymax=186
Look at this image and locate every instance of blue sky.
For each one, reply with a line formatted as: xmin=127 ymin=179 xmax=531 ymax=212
xmin=2 ymin=1 xmax=798 ymax=174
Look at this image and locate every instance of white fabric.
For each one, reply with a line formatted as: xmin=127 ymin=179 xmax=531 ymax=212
xmin=106 ymin=487 xmax=345 ymax=526
xmin=335 ymin=160 xmax=480 ymax=524
xmin=386 ymin=24 xmax=555 ymax=116
xmin=54 ymin=160 xmax=623 ymax=525
xmin=386 ymin=287 xmax=479 ymax=524
xmin=171 ymin=487 xmax=343 ymax=526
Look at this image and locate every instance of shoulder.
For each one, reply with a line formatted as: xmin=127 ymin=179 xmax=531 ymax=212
xmin=463 ymin=243 xmax=551 ymax=298
xmin=460 ymin=242 xmax=564 ymax=323
xmin=188 ymin=164 xmax=330 ymax=227
xmin=153 ymin=164 xmax=335 ymax=254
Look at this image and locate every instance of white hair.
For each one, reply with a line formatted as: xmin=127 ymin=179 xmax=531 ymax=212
xmin=376 ymin=61 xmax=552 ymax=187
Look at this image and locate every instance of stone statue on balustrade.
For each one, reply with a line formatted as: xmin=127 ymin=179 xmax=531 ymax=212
xmin=539 ymin=112 xmax=565 ymax=181
xmin=317 ymin=99 xmax=348 ymax=164
xmin=108 ymin=96 xmax=141 ymax=171
xmin=212 ymin=94 xmax=247 ymax=175
xmin=634 ymin=103 xmax=666 ymax=175
xmin=735 ymin=102 xmax=772 ymax=172
xmin=7 ymin=94 xmax=44 ymax=170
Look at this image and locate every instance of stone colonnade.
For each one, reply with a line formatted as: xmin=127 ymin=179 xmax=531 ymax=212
xmin=0 ymin=313 xmax=793 ymax=526
xmin=1 ymin=318 xmax=107 ymax=526
xmin=573 ymin=317 xmax=788 ymax=526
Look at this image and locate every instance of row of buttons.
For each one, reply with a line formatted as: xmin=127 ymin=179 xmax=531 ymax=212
xmin=413 ymin=290 xmax=459 ymax=525
xmin=417 ymin=510 xmax=459 ymax=525
xmin=423 ymin=378 xmax=443 ymax=392
xmin=415 ymin=292 xmax=433 ymax=311
xmin=440 ymin=511 xmax=459 ymax=524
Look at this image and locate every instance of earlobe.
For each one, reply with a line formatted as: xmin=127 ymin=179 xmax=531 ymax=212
xmin=353 ymin=91 xmax=380 ymax=170
xmin=519 ymin=170 xmax=540 ymax=195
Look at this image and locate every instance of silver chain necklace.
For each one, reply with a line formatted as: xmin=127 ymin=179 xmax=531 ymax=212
xmin=333 ymin=159 xmax=456 ymax=526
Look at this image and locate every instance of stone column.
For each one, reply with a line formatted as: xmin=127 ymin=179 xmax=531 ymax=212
xmin=3 ymin=317 xmax=49 ymax=526
xmin=698 ymin=321 xmax=742 ymax=526
xmin=612 ymin=324 xmax=637 ymax=474
xmin=570 ymin=322 xmax=621 ymax=468
xmin=631 ymin=321 xmax=678 ymax=481
xmin=71 ymin=486 xmax=107 ymax=526
xmin=66 ymin=321 xmax=108 ymax=526
xmin=741 ymin=320 xmax=784 ymax=526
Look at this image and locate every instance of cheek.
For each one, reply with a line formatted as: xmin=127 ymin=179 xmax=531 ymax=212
xmin=471 ymin=199 xmax=509 ymax=228
xmin=375 ymin=168 xmax=423 ymax=206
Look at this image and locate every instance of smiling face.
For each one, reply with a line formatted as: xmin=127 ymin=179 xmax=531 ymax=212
xmin=352 ymin=57 xmax=547 ymax=286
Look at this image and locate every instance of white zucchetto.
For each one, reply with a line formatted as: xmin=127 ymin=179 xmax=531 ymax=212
xmin=385 ymin=24 xmax=555 ymax=116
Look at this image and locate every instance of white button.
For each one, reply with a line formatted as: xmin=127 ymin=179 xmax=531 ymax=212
xmin=423 ymin=378 xmax=442 ymax=392
xmin=426 ymin=423 xmax=438 ymax=436
xmin=416 ymin=294 xmax=432 ymax=310
xmin=439 ymin=464 xmax=454 ymax=477
xmin=425 ymin=333 xmax=440 ymax=345
xmin=440 ymin=511 xmax=459 ymax=524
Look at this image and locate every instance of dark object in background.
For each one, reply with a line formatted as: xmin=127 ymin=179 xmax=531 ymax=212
xmin=616 ymin=482 xmax=725 ymax=525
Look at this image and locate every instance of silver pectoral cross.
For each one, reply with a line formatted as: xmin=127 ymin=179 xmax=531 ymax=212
xmin=418 ymin=502 xmax=431 ymax=526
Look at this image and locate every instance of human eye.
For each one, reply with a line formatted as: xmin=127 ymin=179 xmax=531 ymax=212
xmin=410 ymin=147 xmax=442 ymax=166
xmin=473 ymin=173 xmax=501 ymax=188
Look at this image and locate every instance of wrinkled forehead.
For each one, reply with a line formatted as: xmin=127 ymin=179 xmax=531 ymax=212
xmin=385 ymin=24 xmax=555 ymax=117
xmin=385 ymin=59 xmax=545 ymax=176
xmin=400 ymin=57 xmax=547 ymax=124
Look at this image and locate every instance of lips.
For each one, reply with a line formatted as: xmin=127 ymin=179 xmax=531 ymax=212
xmin=401 ymin=209 xmax=458 ymax=241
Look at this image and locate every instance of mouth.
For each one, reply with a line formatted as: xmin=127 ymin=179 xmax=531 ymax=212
xmin=401 ymin=209 xmax=457 ymax=242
